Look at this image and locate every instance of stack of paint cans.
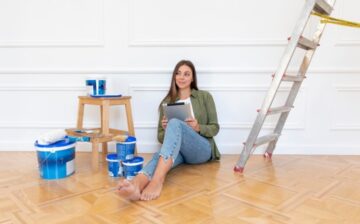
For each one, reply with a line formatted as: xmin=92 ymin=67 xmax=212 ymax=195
xmin=106 ymin=136 xmax=144 ymax=179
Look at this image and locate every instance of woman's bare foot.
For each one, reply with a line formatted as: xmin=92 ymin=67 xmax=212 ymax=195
xmin=116 ymin=179 xmax=141 ymax=201
xmin=117 ymin=174 xmax=150 ymax=201
xmin=140 ymin=179 xmax=164 ymax=201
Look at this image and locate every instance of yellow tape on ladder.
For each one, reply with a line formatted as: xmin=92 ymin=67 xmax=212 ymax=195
xmin=312 ymin=12 xmax=360 ymax=28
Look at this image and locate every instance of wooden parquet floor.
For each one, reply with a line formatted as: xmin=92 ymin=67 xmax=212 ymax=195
xmin=1 ymin=152 xmax=360 ymax=223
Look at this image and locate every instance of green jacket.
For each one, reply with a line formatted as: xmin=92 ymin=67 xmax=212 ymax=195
xmin=157 ymin=89 xmax=220 ymax=160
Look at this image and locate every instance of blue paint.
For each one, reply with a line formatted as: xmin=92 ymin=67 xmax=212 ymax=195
xmin=106 ymin=153 xmax=123 ymax=177
xmin=122 ymin=156 xmax=144 ymax=180
xmin=116 ymin=136 xmax=136 ymax=161
xmin=98 ymin=79 xmax=106 ymax=95
xmin=86 ymin=78 xmax=106 ymax=95
xmin=35 ymin=137 xmax=76 ymax=180
xmin=86 ymin=79 xmax=97 ymax=95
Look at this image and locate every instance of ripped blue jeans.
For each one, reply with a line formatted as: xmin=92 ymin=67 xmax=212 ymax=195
xmin=139 ymin=118 xmax=211 ymax=179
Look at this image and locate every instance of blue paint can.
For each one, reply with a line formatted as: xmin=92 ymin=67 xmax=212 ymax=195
xmin=97 ymin=79 xmax=106 ymax=95
xmin=35 ymin=137 xmax=76 ymax=180
xmin=85 ymin=79 xmax=97 ymax=96
xmin=122 ymin=156 xmax=144 ymax=180
xmin=106 ymin=153 xmax=123 ymax=177
xmin=116 ymin=136 xmax=136 ymax=160
xmin=86 ymin=77 xmax=106 ymax=95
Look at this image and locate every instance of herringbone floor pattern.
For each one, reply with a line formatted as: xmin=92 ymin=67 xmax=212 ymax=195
xmin=1 ymin=152 xmax=360 ymax=223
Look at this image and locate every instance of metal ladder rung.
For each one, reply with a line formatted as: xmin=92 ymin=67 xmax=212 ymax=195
xmin=314 ymin=0 xmax=333 ymax=15
xmin=272 ymin=73 xmax=306 ymax=82
xmin=282 ymin=74 xmax=306 ymax=82
xmin=257 ymin=106 xmax=293 ymax=115
xmin=298 ymin=36 xmax=319 ymax=50
xmin=254 ymin=133 xmax=279 ymax=147
xmin=267 ymin=106 xmax=292 ymax=115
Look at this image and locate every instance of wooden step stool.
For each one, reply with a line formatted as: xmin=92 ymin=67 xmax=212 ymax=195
xmin=66 ymin=96 xmax=135 ymax=165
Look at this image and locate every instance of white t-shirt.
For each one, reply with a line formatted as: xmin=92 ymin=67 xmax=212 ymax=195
xmin=176 ymin=97 xmax=195 ymax=119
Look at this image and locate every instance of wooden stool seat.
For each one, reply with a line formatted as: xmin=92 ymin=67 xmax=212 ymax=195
xmin=66 ymin=96 xmax=135 ymax=165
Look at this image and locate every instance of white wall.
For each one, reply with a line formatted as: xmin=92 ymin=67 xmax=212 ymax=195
xmin=0 ymin=0 xmax=359 ymax=154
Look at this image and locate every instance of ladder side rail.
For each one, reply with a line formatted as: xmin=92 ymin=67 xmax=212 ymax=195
xmin=235 ymin=0 xmax=317 ymax=169
xmin=257 ymin=0 xmax=317 ymax=119
xmin=265 ymin=14 xmax=331 ymax=156
xmin=241 ymin=0 xmax=316 ymax=149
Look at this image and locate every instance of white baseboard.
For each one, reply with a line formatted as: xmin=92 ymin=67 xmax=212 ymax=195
xmin=2 ymin=141 xmax=360 ymax=155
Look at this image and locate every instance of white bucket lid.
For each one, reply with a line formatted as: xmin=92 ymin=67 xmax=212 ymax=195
xmin=35 ymin=138 xmax=76 ymax=152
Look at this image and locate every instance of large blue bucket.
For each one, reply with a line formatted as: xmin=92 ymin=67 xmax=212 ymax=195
xmin=116 ymin=136 xmax=136 ymax=160
xmin=35 ymin=137 xmax=76 ymax=180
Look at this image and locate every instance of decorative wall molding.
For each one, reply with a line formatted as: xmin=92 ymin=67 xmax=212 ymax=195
xmin=129 ymin=84 xmax=297 ymax=92
xmin=218 ymin=143 xmax=360 ymax=155
xmin=0 ymin=68 xmax=359 ymax=75
xmin=0 ymin=0 xmax=104 ymax=48
xmin=127 ymin=0 xmax=298 ymax=48
xmin=0 ymin=121 xmax=303 ymax=130
xmin=3 ymin=141 xmax=360 ymax=155
xmin=134 ymin=121 xmax=303 ymax=130
xmin=331 ymin=85 xmax=360 ymax=131
xmin=331 ymin=124 xmax=360 ymax=131
xmin=128 ymin=39 xmax=288 ymax=47
xmin=0 ymin=121 xmax=99 ymax=129
xmin=335 ymin=40 xmax=360 ymax=47
xmin=333 ymin=0 xmax=360 ymax=47
xmin=334 ymin=85 xmax=360 ymax=92
xmin=0 ymin=85 xmax=85 ymax=92
xmin=0 ymin=41 xmax=104 ymax=48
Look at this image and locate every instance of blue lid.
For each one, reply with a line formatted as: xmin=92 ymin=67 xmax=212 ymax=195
xmin=126 ymin=136 xmax=136 ymax=142
xmin=35 ymin=137 xmax=75 ymax=148
xmin=123 ymin=156 xmax=144 ymax=164
xmin=106 ymin=153 xmax=121 ymax=161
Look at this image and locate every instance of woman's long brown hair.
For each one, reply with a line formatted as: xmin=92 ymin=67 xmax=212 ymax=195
xmin=161 ymin=60 xmax=199 ymax=105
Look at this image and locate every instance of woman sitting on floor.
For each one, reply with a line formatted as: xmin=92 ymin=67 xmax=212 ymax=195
xmin=117 ymin=59 xmax=220 ymax=201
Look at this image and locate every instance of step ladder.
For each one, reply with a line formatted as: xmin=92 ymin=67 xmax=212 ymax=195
xmin=234 ymin=0 xmax=336 ymax=173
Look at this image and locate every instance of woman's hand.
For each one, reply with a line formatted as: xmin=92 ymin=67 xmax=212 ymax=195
xmin=185 ymin=118 xmax=200 ymax=132
xmin=161 ymin=116 xmax=168 ymax=129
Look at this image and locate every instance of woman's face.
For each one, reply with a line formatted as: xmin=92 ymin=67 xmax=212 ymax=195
xmin=175 ymin=65 xmax=193 ymax=90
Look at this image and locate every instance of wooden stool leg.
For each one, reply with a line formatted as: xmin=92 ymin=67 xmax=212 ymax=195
xmin=124 ymin=100 xmax=135 ymax=136
xmin=77 ymin=100 xmax=85 ymax=129
xmin=99 ymin=101 xmax=109 ymax=162
xmin=102 ymin=142 xmax=108 ymax=160
xmin=92 ymin=140 xmax=99 ymax=165
xmin=124 ymin=99 xmax=137 ymax=154
xmin=101 ymin=101 xmax=110 ymax=135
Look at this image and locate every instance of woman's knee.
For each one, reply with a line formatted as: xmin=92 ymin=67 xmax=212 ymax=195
xmin=167 ymin=118 xmax=185 ymax=129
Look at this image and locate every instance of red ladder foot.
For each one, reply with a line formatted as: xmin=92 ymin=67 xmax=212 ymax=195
xmin=264 ymin=152 xmax=272 ymax=159
xmin=233 ymin=166 xmax=244 ymax=173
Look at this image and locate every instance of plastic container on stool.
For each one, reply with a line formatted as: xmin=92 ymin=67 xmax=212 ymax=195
xmin=85 ymin=76 xmax=107 ymax=96
xmin=35 ymin=137 xmax=76 ymax=180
